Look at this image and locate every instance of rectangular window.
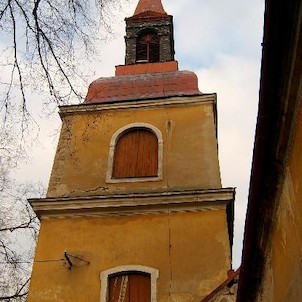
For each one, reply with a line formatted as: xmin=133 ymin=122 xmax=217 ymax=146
xmin=108 ymin=272 xmax=151 ymax=302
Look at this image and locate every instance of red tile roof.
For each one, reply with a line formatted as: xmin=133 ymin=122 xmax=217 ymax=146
xmin=85 ymin=71 xmax=201 ymax=104
xmin=133 ymin=0 xmax=166 ymax=16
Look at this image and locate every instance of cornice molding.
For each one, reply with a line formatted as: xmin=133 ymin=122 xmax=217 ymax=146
xmin=59 ymin=94 xmax=216 ymax=117
xmin=30 ymin=188 xmax=235 ymax=219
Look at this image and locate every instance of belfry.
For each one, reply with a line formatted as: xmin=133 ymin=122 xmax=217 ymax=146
xmin=28 ymin=0 xmax=235 ymax=301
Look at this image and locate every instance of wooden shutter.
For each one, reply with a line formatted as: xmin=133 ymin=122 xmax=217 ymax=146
xmin=112 ymin=129 xmax=158 ymax=179
xmin=108 ymin=272 xmax=151 ymax=302
xmin=148 ymin=34 xmax=160 ymax=63
xmin=136 ymin=33 xmax=160 ymax=63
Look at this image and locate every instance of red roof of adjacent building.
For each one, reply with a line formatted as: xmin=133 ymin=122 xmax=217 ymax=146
xmin=201 ymin=268 xmax=240 ymax=302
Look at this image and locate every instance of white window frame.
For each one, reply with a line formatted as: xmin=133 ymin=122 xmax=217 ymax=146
xmin=106 ymin=123 xmax=163 ymax=183
xmin=100 ymin=265 xmax=159 ymax=302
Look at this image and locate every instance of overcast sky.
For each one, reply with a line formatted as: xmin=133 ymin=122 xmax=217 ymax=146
xmin=9 ymin=0 xmax=265 ymax=268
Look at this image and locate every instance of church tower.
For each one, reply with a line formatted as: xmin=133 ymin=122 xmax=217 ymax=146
xmin=28 ymin=1 xmax=235 ymax=301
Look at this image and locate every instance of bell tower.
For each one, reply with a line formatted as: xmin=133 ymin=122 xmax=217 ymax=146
xmin=124 ymin=0 xmax=174 ymax=64
xmin=28 ymin=1 xmax=235 ymax=301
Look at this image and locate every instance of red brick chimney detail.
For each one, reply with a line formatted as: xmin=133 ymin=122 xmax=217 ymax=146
xmin=115 ymin=61 xmax=178 ymax=76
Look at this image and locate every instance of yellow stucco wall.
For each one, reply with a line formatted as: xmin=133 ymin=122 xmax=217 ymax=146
xmin=28 ymin=210 xmax=231 ymax=302
xmin=260 ymin=107 xmax=302 ymax=302
xmin=29 ymin=96 xmax=232 ymax=301
xmin=47 ymin=97 xmax=221 ymax=197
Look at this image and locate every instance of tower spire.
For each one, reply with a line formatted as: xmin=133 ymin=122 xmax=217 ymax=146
xmin=133 ymin=0 xmax=166 ymax=16
xmin=85 ymin=0 xmax=201 ymax=103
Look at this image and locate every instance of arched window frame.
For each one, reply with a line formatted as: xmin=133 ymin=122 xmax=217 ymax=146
xmin=106 ymin=123 xmax=163 ymax=183
xmin=136 ymin=28 xmax=160 ymax=63
xmin=100 ymin=265 xmax=159 ymax=302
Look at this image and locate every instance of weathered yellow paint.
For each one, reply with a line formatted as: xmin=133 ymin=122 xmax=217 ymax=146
xmin=260 ymin=107 xmax=302 ymax=302
xmin=28 ymin=210 xmax=231 ymax=302
xmin=47 ymin=98 xmax=221 ymax=197
xmin=29 ymin=95 xmax=232 ymax=301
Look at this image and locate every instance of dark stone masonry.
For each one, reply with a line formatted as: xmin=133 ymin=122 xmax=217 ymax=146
xmin=125 ymin=15 xmax=175 ymax=65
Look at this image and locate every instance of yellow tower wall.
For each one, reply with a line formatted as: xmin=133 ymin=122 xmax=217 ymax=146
xmin=29 ymin=94 xmax=234 ymax=302
xmin=28 ymin=210 xmax=231 ymax=302
xmin=47 ymin=95 xmax=221 ymax=197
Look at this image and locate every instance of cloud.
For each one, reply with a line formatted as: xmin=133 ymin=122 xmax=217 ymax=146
xmin=197 ymin=53 xmax=262 ymax=267
xmin=170 ymin=0 xmax=264 ymax=69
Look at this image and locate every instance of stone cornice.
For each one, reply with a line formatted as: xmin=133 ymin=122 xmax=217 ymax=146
xmin=29 ymin=188 xmax=235 ymax=219
xmin=59 ymin=94 xmax=217 ymax=117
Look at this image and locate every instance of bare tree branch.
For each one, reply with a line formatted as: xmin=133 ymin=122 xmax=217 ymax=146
xmin=0 ymin=182 xmax=42 ymax=301
xmin=0 ymin=0 xmax=126 ymax=185
xmin=0 ymin=1 xmax=127 ymax=300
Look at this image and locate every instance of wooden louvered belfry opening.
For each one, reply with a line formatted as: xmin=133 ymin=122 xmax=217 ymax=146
xmin=108 ymin=272 xmax=151 ymax=302
xmin=112 ymin=128 xmax=158 ymax=179
xmin=136 ymin=31 xmax=160 ymax=63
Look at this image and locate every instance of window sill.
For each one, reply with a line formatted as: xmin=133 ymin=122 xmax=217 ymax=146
xmin=106 ymin=176 xmax=162 ymax=184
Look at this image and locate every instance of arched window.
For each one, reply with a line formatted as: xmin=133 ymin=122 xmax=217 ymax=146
xmin=106 ymin=123 xmax=163 ymax=183
xmin=136 ymin=30 xmax=160 ymax=63
xmin=100 ymin=265 xmax=159 ymax=302
xmin=108 ymin=272 xmax=151 ymax=302
xmin=112 ymin=128 xmax=158 ymax=179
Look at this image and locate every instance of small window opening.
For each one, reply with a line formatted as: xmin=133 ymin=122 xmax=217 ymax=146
xmin=136 ymin=31 xmax=160 ymax=63
xmin=108 ymin=272 xmax=151 ymax=302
